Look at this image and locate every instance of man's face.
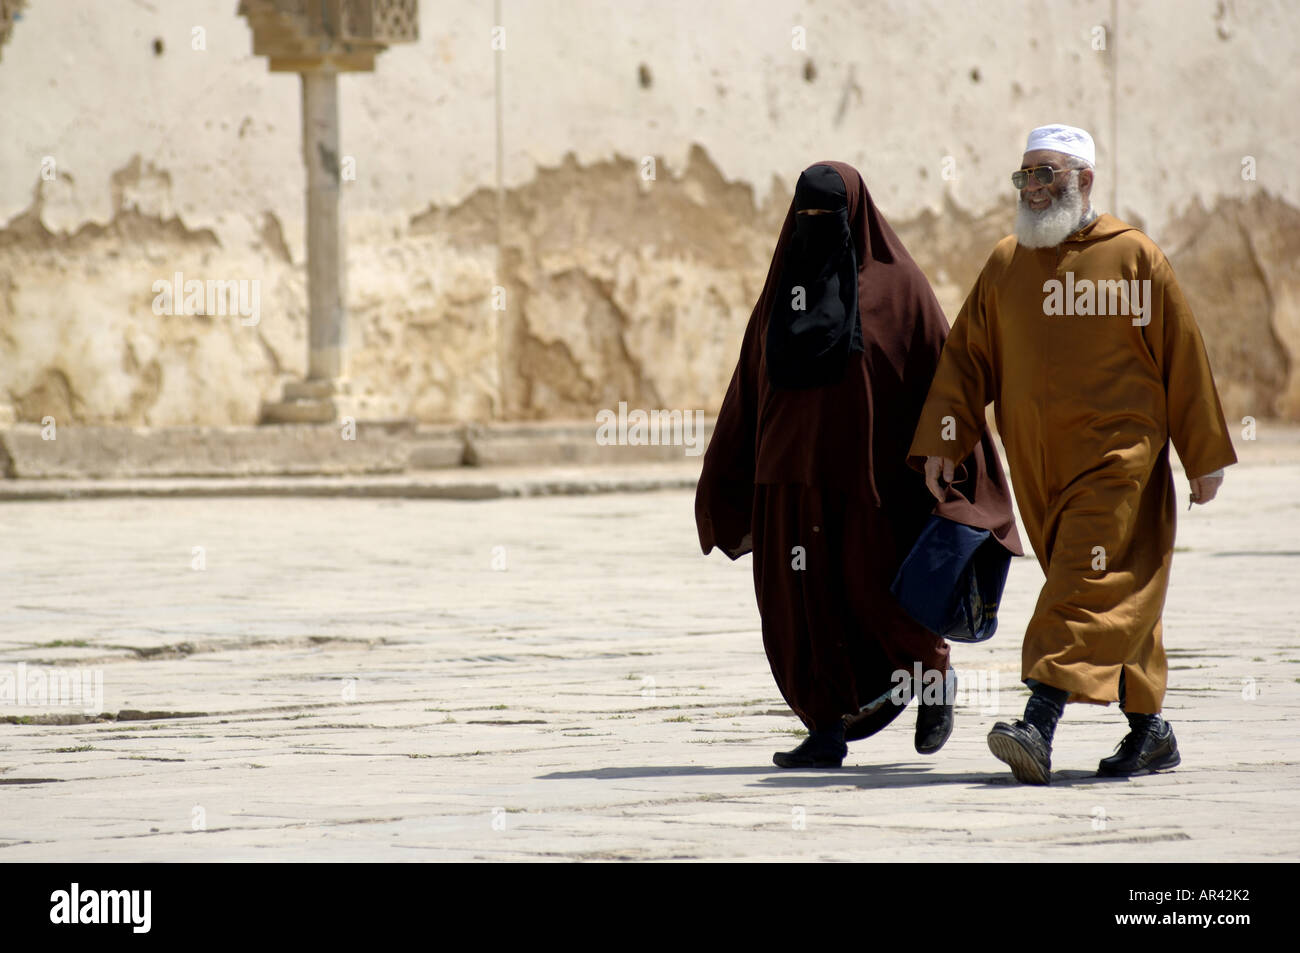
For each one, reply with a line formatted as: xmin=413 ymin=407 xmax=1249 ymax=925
xmin=1013 ymin=150 xmax=1092 ymax=248
xmin=1018 ymin=149 xmax=1076 ymax=211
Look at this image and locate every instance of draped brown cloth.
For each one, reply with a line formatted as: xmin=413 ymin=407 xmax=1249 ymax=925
xmin=695 ymin=160 xmax=1023 ymax=732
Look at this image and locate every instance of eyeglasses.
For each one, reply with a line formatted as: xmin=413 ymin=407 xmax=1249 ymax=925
xmin=1011 ymin=165 xmax=1070 ymax=189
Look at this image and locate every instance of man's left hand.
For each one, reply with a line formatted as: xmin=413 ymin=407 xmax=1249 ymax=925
xmin=1189 ymin=470 xmax=1224 ymax=505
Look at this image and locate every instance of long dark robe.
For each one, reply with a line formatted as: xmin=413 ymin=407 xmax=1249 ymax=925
xmin=695 ymin=160 xmax=1023 ymax=732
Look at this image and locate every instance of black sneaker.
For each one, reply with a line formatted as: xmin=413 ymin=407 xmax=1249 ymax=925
xmin=1097 ymin=719 xmax=1181 ymax=777
xmin=773 ymin=731 xmax=847 ymax=769
xmin=987 ymin=720 xmax=1052 ymax=785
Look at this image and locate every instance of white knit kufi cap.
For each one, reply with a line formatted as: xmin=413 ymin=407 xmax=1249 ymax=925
xmin=1024 ymin=124 xmax=1096 ymax=165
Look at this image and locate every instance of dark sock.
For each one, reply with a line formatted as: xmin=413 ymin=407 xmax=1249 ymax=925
xmin=1023 ymin=683 xmax=1069 ymax=745
xmin=1125 ymin=711 xmax=1162 ymax=735
xmin=808 ymin=723 xmax=846 ymax=750
xmin=814 ymin=723 xmax=845 ymax=742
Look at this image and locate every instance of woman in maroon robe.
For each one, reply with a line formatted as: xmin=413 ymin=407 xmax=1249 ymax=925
xmin=695 ymin=161 xmax=1021 ymax=768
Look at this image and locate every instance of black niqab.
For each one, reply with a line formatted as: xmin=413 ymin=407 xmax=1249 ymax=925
xmin=765 ymin=164 xmax=863 ymax=388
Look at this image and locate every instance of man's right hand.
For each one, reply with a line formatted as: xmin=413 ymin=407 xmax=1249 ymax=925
xmin=924 ymin=456 xmax=956 ymax=502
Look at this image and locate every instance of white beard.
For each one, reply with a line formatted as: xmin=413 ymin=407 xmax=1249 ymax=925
xmin=1015 ymin=173 xmax=1086 ymax=248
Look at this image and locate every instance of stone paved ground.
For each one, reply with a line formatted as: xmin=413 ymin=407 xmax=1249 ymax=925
xmin=0 ymin=454 xmax=1296 ymax=862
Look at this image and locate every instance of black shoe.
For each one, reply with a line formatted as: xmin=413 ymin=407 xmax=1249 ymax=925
xmin=1097 ymin=719 xmax=1181 ymax=777
xmin=773 ymin=731 xmax=847 ymax=769
xmin=915 ymin=685 xmax=955 ymax=755
xmin=987 ymin=720 xmax=1052 ymax=785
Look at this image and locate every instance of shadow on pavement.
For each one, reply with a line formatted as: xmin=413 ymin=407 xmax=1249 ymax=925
xmin=538 ymin=764 xmax=1119 ymax=788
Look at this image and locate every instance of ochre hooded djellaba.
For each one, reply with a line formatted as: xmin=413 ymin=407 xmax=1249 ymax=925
xmin=908 ymin=213 xmax=1237 ymax=713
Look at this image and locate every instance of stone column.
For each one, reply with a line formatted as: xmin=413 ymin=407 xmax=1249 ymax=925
xmin=264 ymin=69 xmax=348 ymax=421
xmin=301 ymin=68 xmax=347 ymax=380
xmin=241 ymin=0 xmax=418 ymax=424
xmin=263 ymin=69 xmax=356 ymax=422
xmin=303 ymin=68 xmax=345 ymax=383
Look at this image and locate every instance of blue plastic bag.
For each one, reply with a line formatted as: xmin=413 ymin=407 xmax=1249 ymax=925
xmin=889 ymin=515 xmax=1012 ymax=643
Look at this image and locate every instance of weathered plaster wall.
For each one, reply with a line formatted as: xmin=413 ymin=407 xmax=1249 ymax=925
xmin=1 ymin=0 xmax=1297 ymax=426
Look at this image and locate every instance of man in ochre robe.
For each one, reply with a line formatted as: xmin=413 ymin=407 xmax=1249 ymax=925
xmin=908 ymin=124 xmax=1237 ymax=784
